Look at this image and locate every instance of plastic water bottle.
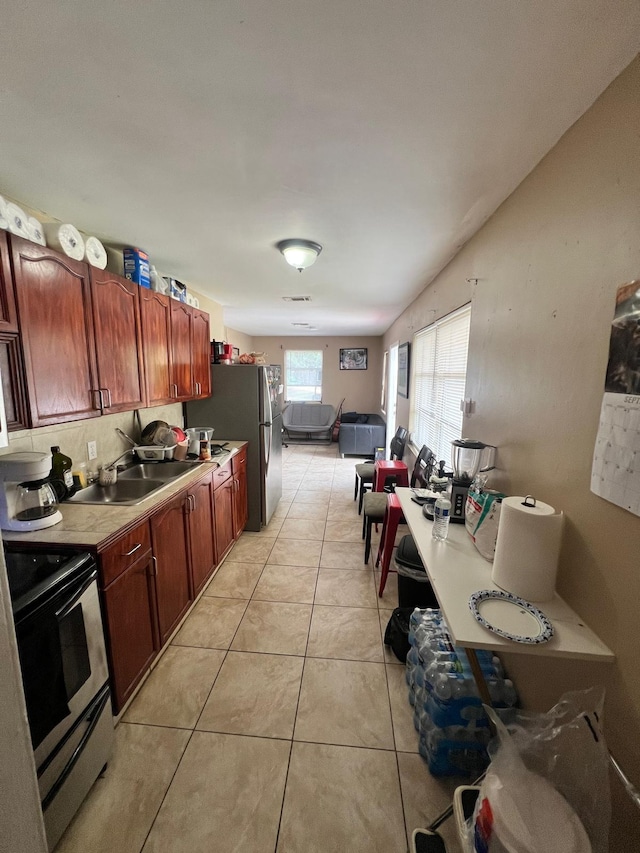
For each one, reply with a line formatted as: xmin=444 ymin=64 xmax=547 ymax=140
xmin=431 ymin=494 xmax=451 ymax=540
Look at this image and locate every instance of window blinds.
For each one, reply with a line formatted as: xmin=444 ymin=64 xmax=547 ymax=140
xmin=409 ymin=304 xmax=471 ymax=463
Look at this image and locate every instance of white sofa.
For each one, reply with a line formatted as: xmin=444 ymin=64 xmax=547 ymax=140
xmin=282 ymin=403 xmax=336 ymax=440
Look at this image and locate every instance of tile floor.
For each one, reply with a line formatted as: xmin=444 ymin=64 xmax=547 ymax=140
xmin=55 ymin=444 xmax=462 ymax=853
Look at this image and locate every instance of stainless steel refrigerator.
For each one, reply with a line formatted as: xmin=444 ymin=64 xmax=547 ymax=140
xmin=185 ymin=364 xmax=283 ymax=531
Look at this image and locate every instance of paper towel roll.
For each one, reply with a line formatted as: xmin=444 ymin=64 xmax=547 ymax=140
xmin=491 ymin=495 xmax=564 ymax=602
xmin=27 ymin=216 xmax=46 ymax=246
xmin=43 ymin=223 xmax=85 ymax=261
xmin=5 ymin=203 xmax=30 ymax=239
xmin=0 ymin=195 xmax=9 ymax=231
xmin=85 ymin=235 xmax=107 ymax=269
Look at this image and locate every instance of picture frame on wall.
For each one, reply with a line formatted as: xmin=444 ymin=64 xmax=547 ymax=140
xmin=398 ymin=342 xmax=410 ymax=397
xmin=339 ymin=348 xmax=368 ymax=370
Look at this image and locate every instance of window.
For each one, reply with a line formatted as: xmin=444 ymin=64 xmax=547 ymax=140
xmin=409 ymin=304 xmax=471 ymax=463
xmin=284 ymin=350 xmax=323 ymax=401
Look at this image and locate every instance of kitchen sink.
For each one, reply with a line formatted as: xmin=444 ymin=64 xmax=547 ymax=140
xmin=66 ymin=479 xmax=166 ymax=505
xmin=118 ymin=461 xmax=202 ymax=482
xmin=66 ymin=461 xmax=203 ymax=505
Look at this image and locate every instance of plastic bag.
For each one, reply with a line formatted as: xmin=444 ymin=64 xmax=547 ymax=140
xmin=469 ymin=687 xmax=610 ymax=853
xmin=465 ymin=486 xmax=505 ymax=561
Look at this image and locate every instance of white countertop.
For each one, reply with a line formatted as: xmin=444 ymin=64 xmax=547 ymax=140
xmin=396 ymin=488 xmax=614 ymax=663
xmin=2 ymin=441 xmax=246 ymax=551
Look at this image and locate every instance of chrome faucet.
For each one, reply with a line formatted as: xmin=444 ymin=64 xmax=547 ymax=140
xmin=104 ymin=449 xmax=134 ymax=471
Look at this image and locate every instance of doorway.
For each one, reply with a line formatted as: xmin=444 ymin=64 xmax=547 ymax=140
xmin=386 ymin=343 xmax=398 ymax=456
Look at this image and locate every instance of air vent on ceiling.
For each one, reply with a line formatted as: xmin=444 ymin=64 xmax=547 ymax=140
xmin=282 ymin=296 xmax=312 ymax=302
xmin=291 ymin=323 xmax=309 ymax=327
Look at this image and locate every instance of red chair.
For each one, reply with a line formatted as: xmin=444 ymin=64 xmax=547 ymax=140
xmin=373 ymin=459 xmax=409 ymax=491
xmin=354 ymin=427 xmax=407 ymax=513
xmin=374 ymin=445 xmax=436 ymax=595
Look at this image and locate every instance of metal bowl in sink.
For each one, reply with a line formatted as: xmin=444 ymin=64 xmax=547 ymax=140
xmin=67 ymin=479 xmax=167 ymax=505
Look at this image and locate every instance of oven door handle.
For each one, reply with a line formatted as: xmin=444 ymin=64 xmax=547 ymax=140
xmin=54 ymin=568 xmax=98 ymax=621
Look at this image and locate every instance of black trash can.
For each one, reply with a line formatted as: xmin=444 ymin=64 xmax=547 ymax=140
xmin=395 ymin=534 xmax=439 ymax=609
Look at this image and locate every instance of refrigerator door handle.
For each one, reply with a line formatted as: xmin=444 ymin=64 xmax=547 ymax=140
xmin=263 ymin=423 xmax=272 ymax=475
xmin=261 ymin=367 xmax=273 ymax=424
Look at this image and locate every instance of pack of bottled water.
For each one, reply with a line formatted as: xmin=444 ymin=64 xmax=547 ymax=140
xmin=406 ymin=608 xmax=518 ymax=776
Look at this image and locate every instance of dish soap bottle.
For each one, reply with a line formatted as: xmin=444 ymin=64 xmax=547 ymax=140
xmin=50 ymin=446 xmax=75 ymax=500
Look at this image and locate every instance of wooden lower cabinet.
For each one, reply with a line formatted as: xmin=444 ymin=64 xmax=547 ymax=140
xmin=187 ymin=472 xmax=216 ymax=594
xmin=97 ymin=454 xmax=248 ymax=713
xmin=213 ymin=469 xmax=235 ymax=562
xmin=232 ymin=450 xmax=248 ymax=537
xmin=150 ymin=493 xmax=192 ymax=644
xmin=102 ymin=550 xmax=159 ymax=712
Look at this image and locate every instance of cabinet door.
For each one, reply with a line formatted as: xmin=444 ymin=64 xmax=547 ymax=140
xmin=170 ymin=301 xmax=193 ymax=401
xmin=187 ymin=473 xmax=216 ymax=594
xmin=139 ymin=289 xmax=173 ymax=406
xmin=191 ymin=308 xmax=211 ymax=398
xmin=0 ymin=333 xmax=29 ymax=430
xmin=214 ymin=477 xmax=235 ymax=562
xmin=150 ymin=493 xmax=192 ymax=644
xmin=101 ymin=552 xmax=158 ymax=713
xmin=11 ymin=236 xmax=100 ymax=426
xmin=232 ymin=454 xmax=248 ymax=537
xmin=90 ymin=269 xmax=146 ymax=412
xmin=0 ymin=231 xmax=18 ymax=332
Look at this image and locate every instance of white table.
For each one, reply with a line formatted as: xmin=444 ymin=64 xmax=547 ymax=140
xmin=395 ymin=489 xmax=614 ymax=702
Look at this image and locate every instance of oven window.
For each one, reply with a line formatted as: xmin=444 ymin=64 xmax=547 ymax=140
xmin=59 ymin=603 xmax=91 ymax=699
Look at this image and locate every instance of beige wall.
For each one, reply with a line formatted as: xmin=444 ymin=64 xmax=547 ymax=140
xmin=385 ymin=57 xmax=640 ymax=843
xmin=252 ymin=335 xmax=383 ymax=414
xmin=224 ymin=327 xmax=255 ymax=356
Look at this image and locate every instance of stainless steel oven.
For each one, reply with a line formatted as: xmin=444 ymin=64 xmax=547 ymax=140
xmin=6 ymin=549 xmax=114 ymax=850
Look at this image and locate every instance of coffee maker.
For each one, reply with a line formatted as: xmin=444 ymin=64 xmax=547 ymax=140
xmin=450 ymin=439 xmax=496 ymax=523
xmin=0 ymin=451 xmax=63 ymax=531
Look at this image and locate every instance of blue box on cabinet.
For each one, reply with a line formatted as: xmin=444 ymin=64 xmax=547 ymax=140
xmin=123 ymin=247 xmax=150 ymax=288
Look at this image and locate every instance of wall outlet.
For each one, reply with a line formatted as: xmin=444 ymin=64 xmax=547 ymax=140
xmin=87 ymin=441 xmax=97 ymax=461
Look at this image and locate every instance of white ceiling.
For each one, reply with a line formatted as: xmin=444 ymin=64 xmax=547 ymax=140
xmin=1 ymin=2 xmax=638 ymax=336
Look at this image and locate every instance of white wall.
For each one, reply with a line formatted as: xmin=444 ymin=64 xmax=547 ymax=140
xmin=384 ymin=56 xmax=640 ymax=846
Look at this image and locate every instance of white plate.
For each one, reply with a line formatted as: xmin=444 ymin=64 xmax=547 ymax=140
xmin=469 ymin=589 xmax=554 ymax=644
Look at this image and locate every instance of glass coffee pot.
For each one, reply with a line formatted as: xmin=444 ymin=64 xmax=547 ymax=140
xmin=15 ymin=477 xmax=60 ymax=524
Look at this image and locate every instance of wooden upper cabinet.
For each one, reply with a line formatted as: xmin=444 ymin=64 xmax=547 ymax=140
xmin=0 ymin=334 xmax=29 ymax=430
xmin=139 ymin=289 xmax=173 ymax=406
xmin=191 ymin=308 xmax=211 ymax=398
xmin=170 ymin=300 xmax=193 ymax=401
xmin=89 ymin=269 xmax=146 ymax=412
xmin=10 ymin=236 xmax=100 ymax=426
xmin=0 ymin=231 xmax=18 ymax=332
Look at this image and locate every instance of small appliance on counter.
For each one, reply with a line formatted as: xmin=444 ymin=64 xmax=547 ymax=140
xmin=185 ymin=427 xmax=215 ymax=456
xmin=210 ymin=340 xmax=234 ymax=364
xmin=0 ymin=451 xmax=63 ymax=531
xmin=450 ymin=439 xmax=496 ymax=523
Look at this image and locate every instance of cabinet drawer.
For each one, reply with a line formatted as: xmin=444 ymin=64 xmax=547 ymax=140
xmin=100 ymin=520 xmax=152 ymax=586
xmin=212 ymin=461 xmax=232 ymax=490
xmin=232 ymin=447 xmax=247 ymax=473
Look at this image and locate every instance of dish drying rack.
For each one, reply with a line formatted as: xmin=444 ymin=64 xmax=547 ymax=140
xmin=411 ymin=751 xmax=640 ymax=853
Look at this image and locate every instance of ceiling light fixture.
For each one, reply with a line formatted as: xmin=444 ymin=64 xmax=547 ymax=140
xmin=276 ymin=239 xmax=322 ymax=272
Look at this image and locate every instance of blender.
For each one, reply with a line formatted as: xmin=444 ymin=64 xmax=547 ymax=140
xmin=450 ymin=439 xmax=496 ymax=523
xmin=0 ymin=451 xmax=63 ymax=531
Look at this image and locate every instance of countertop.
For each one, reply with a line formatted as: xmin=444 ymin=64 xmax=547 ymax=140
xmin=395 ymin=488 xmax=614 ymax=663
xmin=2 ymin=441 xmax=247 ymax=552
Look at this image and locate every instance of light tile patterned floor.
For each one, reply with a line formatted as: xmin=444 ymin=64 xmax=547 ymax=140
xmin=56 ymin=444 xmax=462 ymax=853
